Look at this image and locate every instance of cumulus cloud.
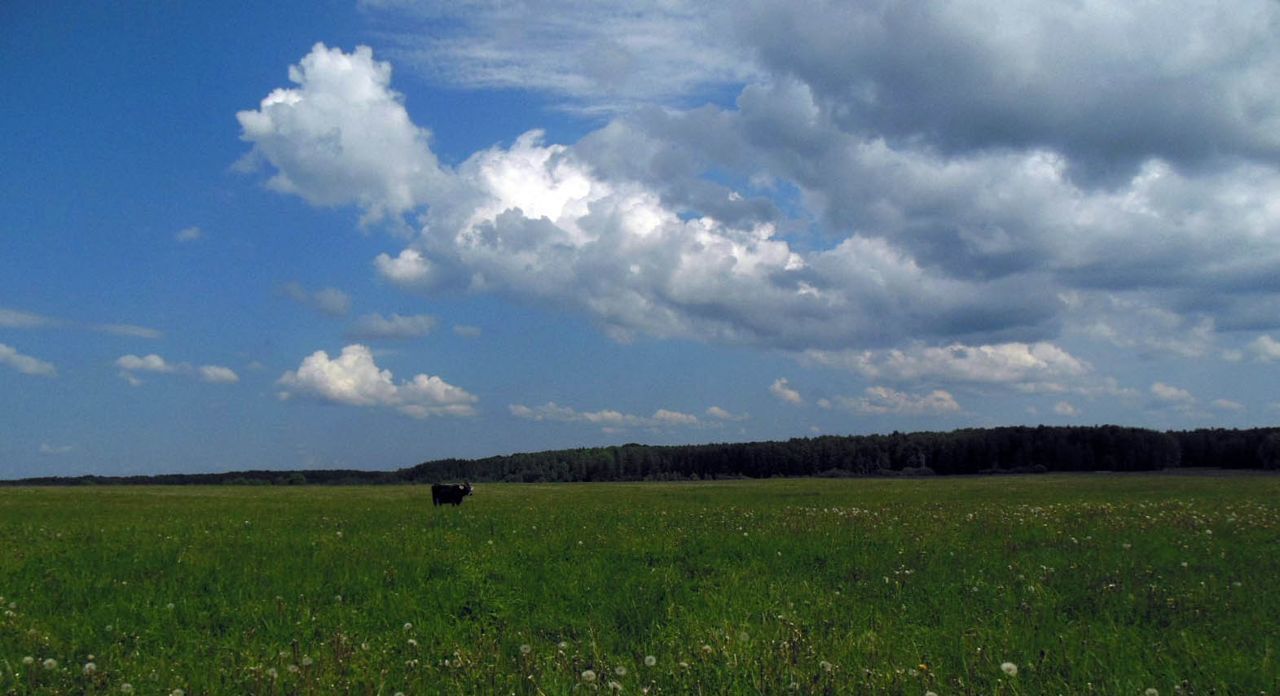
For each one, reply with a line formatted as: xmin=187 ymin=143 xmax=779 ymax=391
xmin=509 ymin=401 xmax=704 ymax=429
xmin=241 ymin=30 xmax=1280 ymax=375
xmin=805 ymin=342 xmax=1091 ymax=393
xmin=1054 ymin=401 xmax=1080 ymax=417
xmin=347 ymin=312 xmax=438 ymax=340
xmin=1249 ymin=335 xmax=1280 ymax=362
xmin=0 ymin=343 xmax=57 ymax=377
xmin=198 ymin=365 xmax=240 ymax=384
xmin=769 ymin=378 xmax=803 ymax=405
xmin=706 ymin=405 xmax=748 ymax=421
xmin=116 ymin=354 xmax=238 ymax=386
xmin=116 ymin=354 xmax=177 ymax=373
xmin=374 ymin=248 xmax=437 ymax=288
xmin=825 ymin=387 xmax=960 ymax=416
xmin=277 ymin=344 xmax=476 ymax=418
xmin=1151 ymin=382 xmax=1195 ymax=405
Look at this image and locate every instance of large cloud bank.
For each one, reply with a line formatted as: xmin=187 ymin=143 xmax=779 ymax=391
xmin=239 ymin=5 xmax=1280 ymax=383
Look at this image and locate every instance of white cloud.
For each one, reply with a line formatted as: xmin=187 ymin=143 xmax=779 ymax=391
xmin=236 ymin=43 xmax=450 ymax=224
xmin=1249 ymin=335 xmax=1280 ymax=362
xmin=452 ymin=324 xmax=482 ymax=337
xmin=277 ymin=344 xmax=476 ymax=418
xmin=39 ymin=443 xmax=73 ymax=455
xmin=1211 ymin=398 xmax=1245 ymax=412
xmin=0 ymin=343 xmax=57 ymax=377
xmin=769 ymin=378 xmax=803 ymax=405
xmin=198 ymin=365 xmax=240 ymax=384
xmin=117 ymin=354 xmax=240 ymax=386
xmin=116 ymin=354 xmax=177 ymax=373
xmin=347 ymin=312 xmax=438 ymax=340
xmin=1053 ymin=401 xmax=1080 ymax=417
xmin=705 ymin=405 xmax=748 ymax=421
xmin=829 ymin=387 xmax=960 ymax=416
xmin=509 ymin=402 xmax=706 ymax=429
xmin=175 ymin=226 xmax=203 ymax=242
xmin=374 ymin=248 xmax=436 ymax=288
xmin=1151 ymin=382 xmax=1195 ymax=405
xmin=806 ymin=342 xmax=1090 ymax=389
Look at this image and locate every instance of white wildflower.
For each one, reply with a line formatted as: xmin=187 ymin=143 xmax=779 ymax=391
xmin=644 ymin=655 xmax=657 ymax=667
xmin=615 ymin=665 xmax=627 ymax=676
xmin=120 ymin=684 xmax=134 ymax=694
xmin=83 ymin=662 xmax=96 ymax=675
xmin=581 ymin=669 xmax=597 ymax=682
xmin=1001 ymin=662 xmax=1018 ymax=676
xmin=520 ymin=644 xmax=532 ymax=656
xmin=42 ymin=658 xmax=57 ymax=670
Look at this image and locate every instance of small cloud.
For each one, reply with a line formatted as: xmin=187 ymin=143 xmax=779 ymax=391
xmin=705 ymin=405 xmax=748 ymax=421
xmin=116 ymin=354 xmax=178 ymax=373
xmin=94 ymin=323 xmax=163 ymax=339
xmin=0 ymin=343 xmax=57 ymax=377
xmin=770 ymin=378 xmax=803 ymax=405
xmin=1053 ymin=400 xmax=1080 ymax=416
xmin=1248 ymin=335 xmax=1280 ymax=362
xmin=278 ymin=344 xmax=477 ymax=418
xmin=1211 ymin=398 xmax=1245 ymax=412
xmin=830 ymin=386 xmax=960 ymax=415
xmin=453 ymin=324 xmax=482 ymax=337
xmin=282 ymin=282 xmax=352 ymax=317
xmin=375 ymin=248 xmax=436 ymax=288
xmin=175 ymin=226 xmax=203 ymax=242
xmin=1151 ymin=381 xmax=1195 ymax=404
xmin=39 ymin=443 xmax=74 ymax=455
xmin=347 ymin=313 xmax=438 ymax=340
xmin=0 ymin=307 xmax=56 ymax=329
xmin=653 ymin=408 xmax=699 ymax=426
xmin=198 ymin=365 xmax=240 ymax=383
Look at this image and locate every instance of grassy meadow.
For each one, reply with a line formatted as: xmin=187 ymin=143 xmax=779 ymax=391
xmin=1 ymin=474 xmax=1277 ymax=695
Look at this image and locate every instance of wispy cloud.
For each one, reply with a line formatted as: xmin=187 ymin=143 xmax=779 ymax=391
xmin=0 ymin=343 xmax=57 ymax=377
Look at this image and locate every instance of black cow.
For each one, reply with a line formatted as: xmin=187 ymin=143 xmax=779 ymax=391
xmin=431 ymin=481 xmax=472 ymax=506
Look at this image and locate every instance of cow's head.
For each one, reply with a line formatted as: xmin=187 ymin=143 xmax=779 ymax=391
xmin=463 ymin=481 xmax=473 ymax=496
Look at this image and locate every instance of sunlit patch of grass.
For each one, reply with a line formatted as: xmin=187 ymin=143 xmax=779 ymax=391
xmin=0 ymin=474 xmax=1277 ymax=693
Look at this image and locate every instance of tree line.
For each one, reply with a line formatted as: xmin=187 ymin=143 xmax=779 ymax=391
xmin=6 ymin=426 xmax=1277 ymax=486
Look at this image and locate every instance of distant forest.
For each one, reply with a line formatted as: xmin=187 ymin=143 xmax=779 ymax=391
xmin=5 ymin=426 xmax=1279 ymax=486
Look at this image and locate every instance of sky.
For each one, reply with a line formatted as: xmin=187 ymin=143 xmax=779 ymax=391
xmin=3 ymin=1 xmax=1280 ymax=478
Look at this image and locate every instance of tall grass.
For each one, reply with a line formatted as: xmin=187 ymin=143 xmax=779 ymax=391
xmin=1 ymin=475 xmax=1277 ymax=694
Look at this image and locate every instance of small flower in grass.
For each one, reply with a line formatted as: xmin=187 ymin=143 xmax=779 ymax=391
xmin=83 ymin=662 xmax=97 ymax=675
xmin=607 ymin=680 xmax=623 ymax=691
xmin=926 ymin=691 xmax=939 ymax=696
xmin=615 ymin=665 xmax=627 ymax=677
xmin=1001 ymin=662 xmax=1018 ymax=676
xmin=407 ymin=638 xmax=419 ymax=648
xmin=581 ymin=669 xmax=597 ymax=682
xmin=171 ymin=690 xmax=185 ymax=696
xmin=267 ymin=668 xmax=278 ymax=679
xmin=644 ymin=655 xmax=656 ymax=667
xmin=403 ymin=622 xmax=413 ymax=631
xmin=22 ymin=656 xmax=34 ymax=666
xmin=166 ymin=603 xmax=175 ymax=610
xmin=1145 ymin=690 xmax=1159 ymax=696
xmin=42 ymin=658 xmax=57 ymax=670
xmin=520 ymin=643 xmax=532 ymax=656
xmin=558 ymin=641 xmax=569 ymax=650
xmin=301 ymin=656 xmax=313 ymax=667
xmin=819 ymin=660 xmax=833 ymax=673
xmin=701 ymin=644 xmax=713 ymax=654
xmin=120 ymin=684 xmax=134 ymax=694
xmin=288 ymin=664 xmax=300 ymax=674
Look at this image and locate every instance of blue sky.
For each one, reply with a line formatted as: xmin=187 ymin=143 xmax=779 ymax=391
xmin=4 ymin=1 xmax=1280 ymax=478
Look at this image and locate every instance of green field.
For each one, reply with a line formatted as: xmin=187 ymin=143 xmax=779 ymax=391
xmin=1 ymin=475 xmax=1277 ymax=695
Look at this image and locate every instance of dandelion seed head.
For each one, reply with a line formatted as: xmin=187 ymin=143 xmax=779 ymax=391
xmin=301 ymin=656 xmax=313 ymax=666
xmin=22 ymin=656 xmax=34 ymax=665
xmin=1145 ymin=690 xmax=1159 ymax=696
xmin=83 ymin=662 xmax=96 ymax=675
xmin=820 ymin=660 xmax=833 ymax=672
xmin=520 ymin=644 xmax=532 ymax=655
xmin=607 ymin=680 xmax=623 ymax=691
xmin=1001 ymin=661 xmax=1018 ymax=676
xmin=558 ymin=641 xmax=569 ymax=650
xmin=581 ymin=669 xmax=597 ymax=682
xmin=170 ymin=690 xmax=185 ymax=696
xmin=403 ymin=622 xmax=413 ymax=631
xmin=267 ymin=668 xmax=278 ymax=679
xmin=644 ymin=655 xmax=656 ymax=667
xmin=42 ymin=658 xmax=57 ymax=670
xmin=120 ymin=684 xmax=134 ymax=693
xmin=407 ymin=638 xmax=419 ymax=648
